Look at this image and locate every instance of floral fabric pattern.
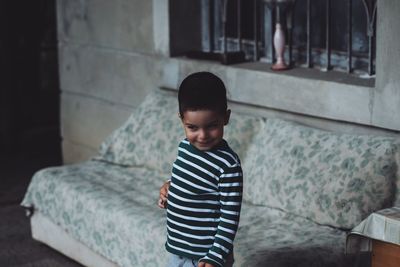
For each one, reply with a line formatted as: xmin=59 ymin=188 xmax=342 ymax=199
xmin=96 ymin=91 xmax=263 ymax=172
xmin=21 ymin=91 xmax=399 ymax=267
xmin=235 ymin=203 xmax=360 ymax=267
xmin=22 ymin=161 xmax=169 ymax=267
xmin=21 ymin=161 xmax=359 ymax=267
xmin=96 ymin=91 xmax=184 ymax=174
xmin=242 ymin=118 xmax=400 ymax=229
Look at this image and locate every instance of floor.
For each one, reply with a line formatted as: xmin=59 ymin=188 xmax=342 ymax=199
xmin=0 ymin=151 xmax=83 ymax=267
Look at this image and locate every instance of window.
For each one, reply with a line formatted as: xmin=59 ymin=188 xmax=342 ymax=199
xmin=170 ymin=0 xmax=377 ymax=77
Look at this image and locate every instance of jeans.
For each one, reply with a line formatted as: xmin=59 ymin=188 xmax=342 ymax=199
xmin=166 ymin=253 xmax=234 ymax=267
xmin=166 ymin=254 xmax=198 ymax=267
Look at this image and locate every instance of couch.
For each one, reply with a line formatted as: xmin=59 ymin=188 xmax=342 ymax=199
xmin=21 ymin=89 xmax=400 ymax=267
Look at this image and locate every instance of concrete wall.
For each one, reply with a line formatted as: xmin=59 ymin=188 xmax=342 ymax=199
xmin=57 ymin=0 xmax=168 ymax=162
xmin=58 ymin=0 xmax=400 ymax=164
xmin=373 ymin=0 xmax=400 ymax=131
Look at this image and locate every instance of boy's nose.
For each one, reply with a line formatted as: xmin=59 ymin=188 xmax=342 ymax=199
xmin=199 ymin=129 xmax=208 ymax=139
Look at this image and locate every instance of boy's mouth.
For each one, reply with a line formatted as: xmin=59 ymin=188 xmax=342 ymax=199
xmin=195 ymin=140 xmax=219 ymax=150
xmin=197 ymin=141 xmax=212 ymax=146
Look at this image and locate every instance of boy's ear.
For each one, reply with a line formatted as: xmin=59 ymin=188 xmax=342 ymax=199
xmin=224 ymin=109 xmax=231 ymax=125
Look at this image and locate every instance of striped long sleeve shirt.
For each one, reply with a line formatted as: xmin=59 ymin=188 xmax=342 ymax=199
xmin=165 ymin=139 xmax=243 ymax=267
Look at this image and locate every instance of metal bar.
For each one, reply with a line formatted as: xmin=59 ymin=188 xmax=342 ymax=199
xmin=222 ymin=0 xmax=228 ymax=54
xmin=306 ymin=0 xmax=312 ymax=68
xmin=271 ymin=5 xmax=276 ymax=62
xmin=237 ymin=0 xmax=242 ymax=50
xmin=209 ymin=0 xmax=215 ymax=52
xmin=260 ymin=1 xmax=265 ymax=55
xmin=362 ymin=0 xmax=377 ymax=75
xmin=289 ymin=26 xmax=293 ymax=68
xmin=262 ymin=2 xmax=269 ymax=61
xmin=347 ymin=0 xmax=353 ymax=73
xmin=287 ymin=2 xmax=295 ymax=67
xmin=254 ymin=0 xmax=259 ymax=60
xmin=325 ymin=0 xmax=331 ymax=70
xmin=369 ymin=0 xmax=377 ymax=75
xmin=368 ymin=34 xmax=373 ymax=75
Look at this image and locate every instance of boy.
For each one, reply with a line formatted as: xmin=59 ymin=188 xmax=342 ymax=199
xmin=158 ymin=72 xmax=243 ymax=267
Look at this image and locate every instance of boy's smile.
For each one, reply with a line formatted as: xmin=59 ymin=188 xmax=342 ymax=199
xmin=181 ymin=109 xmax=230 ymax=151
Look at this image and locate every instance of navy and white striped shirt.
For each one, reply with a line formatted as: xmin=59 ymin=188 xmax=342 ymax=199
xmin=166 ymin=139 xmax=243 ymax=267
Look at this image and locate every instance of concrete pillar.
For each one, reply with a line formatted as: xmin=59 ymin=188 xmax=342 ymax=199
xmin=372 ymin=0 xmax=400 ymax=131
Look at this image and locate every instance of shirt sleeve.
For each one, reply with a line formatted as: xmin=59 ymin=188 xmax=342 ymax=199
xmin=199 ymin=162 xmax=243 ymax=267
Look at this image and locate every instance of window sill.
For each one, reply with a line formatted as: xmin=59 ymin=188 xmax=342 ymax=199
xmin=234 ymin=61 xmax=375 ymax=88
xmin=160 ymin=56 xmax=376 ymax=127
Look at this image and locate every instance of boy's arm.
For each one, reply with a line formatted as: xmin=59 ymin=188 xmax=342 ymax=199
xmin=199 ymin=163 xmax=243 ymax=267
xmin=198 ymin=262 xmax=216 ymax=267
xmin=157 ymin=180 xmax=170 ymax=209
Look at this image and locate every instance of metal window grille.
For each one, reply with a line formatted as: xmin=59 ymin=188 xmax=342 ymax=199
xmin=195 ymin=0 xmax=377 ymax=77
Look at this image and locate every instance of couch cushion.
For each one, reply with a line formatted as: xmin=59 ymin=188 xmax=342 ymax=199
xmin=235 ymin=203 xmax=356 ymax=267
xmin=97 ymin=91 xmax=184 ymax=174
xmin=224 ymin=111 xmax=265 ymax=161
xmin=97 ymin=90 xmax=263 ymax=174
xmin=21 ymin=160 xmax=354 ymax=267
xmin=242 ymin=118 xmax=400 ymax=229
xmin=21 ymin=161 xmax=169 ymax=267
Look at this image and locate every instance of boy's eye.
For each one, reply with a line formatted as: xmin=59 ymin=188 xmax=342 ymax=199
xmin=187 ymin=125 xmax=198 ymax=130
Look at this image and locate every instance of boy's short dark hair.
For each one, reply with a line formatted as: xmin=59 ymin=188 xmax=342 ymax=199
xmin=178 ymin=71 xmax=227 ymax=116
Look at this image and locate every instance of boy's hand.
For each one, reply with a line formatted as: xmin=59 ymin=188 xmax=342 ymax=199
xmin=198 ymin=261 xmax=215 ymax=267
xmin=157 ymin=180 xmax=170 ymax=209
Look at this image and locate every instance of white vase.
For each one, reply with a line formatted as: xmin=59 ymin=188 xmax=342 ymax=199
xmin=272 ymin=22 xmax=289 ymax=70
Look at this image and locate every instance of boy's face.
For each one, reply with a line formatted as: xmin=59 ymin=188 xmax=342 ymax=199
xmin=180 ymin=109 xmax=230 ymax=151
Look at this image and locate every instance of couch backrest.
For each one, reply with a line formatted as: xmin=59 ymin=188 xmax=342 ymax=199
xmin=96 ymin=90 xmax=263 ymax=176
xmin=96 ymin=91 xmax=183 ymax=176
xmin=241 ymin=118 xmax=400 ymax=230
xmin=96 ymin=90 xmax=400 ymax=230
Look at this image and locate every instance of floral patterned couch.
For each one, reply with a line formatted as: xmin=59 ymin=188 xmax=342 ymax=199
xmin=22 ymin=90 xmax=400 ymax=267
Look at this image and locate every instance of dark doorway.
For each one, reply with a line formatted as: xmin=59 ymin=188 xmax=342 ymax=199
xmin=0 ymin=0 xmax=61 ymax=162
